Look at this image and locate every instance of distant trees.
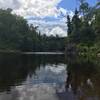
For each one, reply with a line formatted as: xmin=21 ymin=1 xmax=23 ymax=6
xmin=0 ymin=9 xmax=65 ymax=52
xmin=34 ymin=34 xmax=65 ymax=52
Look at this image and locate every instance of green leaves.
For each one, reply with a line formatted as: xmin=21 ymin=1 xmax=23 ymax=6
xmin=66 ymin=0 xmax=99 ymax=53
xmin=0 ymin=9 xmax=38 ymax=51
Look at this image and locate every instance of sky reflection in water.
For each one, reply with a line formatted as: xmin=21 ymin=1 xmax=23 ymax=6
xmin=0 ymin=54 xmax=100 ymax=100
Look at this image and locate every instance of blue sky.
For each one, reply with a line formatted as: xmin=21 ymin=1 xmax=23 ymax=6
xmin=59 ymin=0 xmax=97 ymax=10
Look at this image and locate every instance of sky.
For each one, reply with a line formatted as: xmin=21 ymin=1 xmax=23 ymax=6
xmin=59 ymin=0 xmax=97 ymax=10
xmin=0 ymin=0 xmax=97 ymax=37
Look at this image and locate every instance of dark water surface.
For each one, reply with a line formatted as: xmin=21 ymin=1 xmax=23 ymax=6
xmin=0 ymin=53 xmax=100 ymax=100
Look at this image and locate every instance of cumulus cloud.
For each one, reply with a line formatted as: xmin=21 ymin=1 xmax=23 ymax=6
xmin=0 ymin=0 xmax=21 ymax=9
xmin=0 ymin=0 xmax=67 ymax=18
xmin=49 ymin=26 xmax=66 ymax=37
xmin=0 ymin=0 xmax=74 ymax=18
xmin=13 ymin=0 xmax=67 ymax=18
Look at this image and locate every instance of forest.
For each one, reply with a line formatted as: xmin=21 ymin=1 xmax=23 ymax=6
xmin=0 ymin=9 xmax=65 ymax=52
xmin=66 ymin=0 xmax=100 ymax=56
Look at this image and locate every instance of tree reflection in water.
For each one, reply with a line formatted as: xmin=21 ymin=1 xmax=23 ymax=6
xmin=65 ymin=55 xmax=100 ymax=100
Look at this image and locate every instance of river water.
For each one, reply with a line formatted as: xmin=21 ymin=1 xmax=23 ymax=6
xmin=0 ymin=53 xmax=100 ymax=100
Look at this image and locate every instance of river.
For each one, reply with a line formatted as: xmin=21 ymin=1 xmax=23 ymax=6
xmin=0 ymin=53 xmax=100 ymax=100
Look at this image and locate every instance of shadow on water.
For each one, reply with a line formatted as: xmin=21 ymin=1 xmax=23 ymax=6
xmin=61 ymin=55 xmax=100 ymax=100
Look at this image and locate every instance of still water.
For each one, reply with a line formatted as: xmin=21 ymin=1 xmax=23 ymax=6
xmin=0 ymin=53 xmax=100 ymax=100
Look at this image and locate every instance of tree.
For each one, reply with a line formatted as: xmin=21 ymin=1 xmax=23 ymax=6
xmin=70 ymin=9 xmax=82 ymax=43
xmin=0 ymin=9 xmax=38 ymax=51
xmin=66 ymin=1 xmax=97 ymax=53
xmin=67 ymin=15 xmax=72 ymax=36
xmin=79 ymin=0 xmax=90 ymax=15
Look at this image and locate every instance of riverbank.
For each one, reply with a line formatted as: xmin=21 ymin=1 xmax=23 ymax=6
xmin=0 ymin=50 xmax=64 ymax=55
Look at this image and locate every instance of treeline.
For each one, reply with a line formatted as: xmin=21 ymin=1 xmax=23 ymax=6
xmin=34 ymin=34 xmax=65 ymax=52
xmin=0 ymin=9 xmax=65 ymax=52
xmin=66 ymin=0 xmax=100 ymax=55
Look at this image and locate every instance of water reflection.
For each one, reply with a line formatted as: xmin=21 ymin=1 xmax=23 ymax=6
xmin=66 ymin=55 xmax=100 ymax=100
xmin=0 ymin=53 xmax=100 ymax=100
xmin=0 ymin=53 xmax=66 ymax=100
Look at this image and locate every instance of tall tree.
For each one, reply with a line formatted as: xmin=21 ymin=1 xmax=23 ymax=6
xmin=67 ymin=15 xmax=72 ymax=36
xmin=70 ymin=9 xmax=82 ymax=43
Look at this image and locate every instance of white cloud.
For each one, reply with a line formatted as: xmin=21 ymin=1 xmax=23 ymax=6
xmin=0 ymin=0 xmax=66 ymax=18
xmin=49 ymin=26 xmax=66 ymax=37
xmin=0 ymin=0 xmax=74 ymax=18
xmin=59 ymin=7 xmax=67 ymax=15
xmin=13 ymin=0 xmax=66 ymax=18
xmin=0 ymin=0 xmax=20 ymax=9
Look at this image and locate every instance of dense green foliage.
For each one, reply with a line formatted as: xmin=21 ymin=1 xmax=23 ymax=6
xmin=0 ymin=9 xmax=65 ymax=52
xmin=66 ymin=0 xmax=100 ymax=55
xmin=34 ymin=34 xmax=65 ymax=52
